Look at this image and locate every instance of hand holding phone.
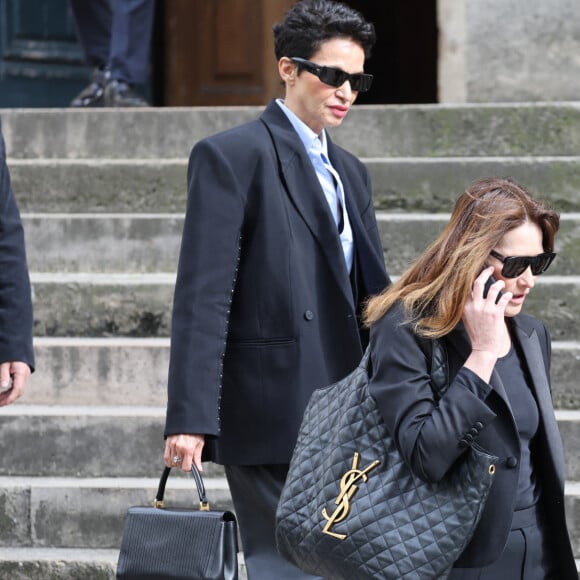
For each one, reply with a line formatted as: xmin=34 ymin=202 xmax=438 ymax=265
xmin=483 ymin=273 xmax=503 ymax=304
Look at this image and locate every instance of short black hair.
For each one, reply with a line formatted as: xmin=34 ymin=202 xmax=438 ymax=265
xmin=273 ymin=0 xmax=376 ymax=61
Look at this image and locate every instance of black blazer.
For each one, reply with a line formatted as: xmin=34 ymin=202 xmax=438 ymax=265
xmin=369 ymin=303 xmax=576 ymax=576
xmin=0 ymin=119 xmax=34 ymax=371
xmin=165 ymin=101 xmax=389 ymax=465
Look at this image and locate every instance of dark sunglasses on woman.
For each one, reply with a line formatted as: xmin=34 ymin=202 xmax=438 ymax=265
xmin=290 ymin=57 xmax=373 ymax=92
xmin=489 ymin=249 xmax=556 ymax=278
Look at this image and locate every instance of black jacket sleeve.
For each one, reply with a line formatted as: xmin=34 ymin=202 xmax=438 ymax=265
xmin=0 ymin=119 xmax=35 ymax=370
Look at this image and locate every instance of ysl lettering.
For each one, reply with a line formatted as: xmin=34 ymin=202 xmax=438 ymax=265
xmin=321 ymin=452 xmax=380 ymax=540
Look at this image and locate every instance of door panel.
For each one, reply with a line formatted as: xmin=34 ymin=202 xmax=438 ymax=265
xmin=0 ymin=0 xmax=90 ymax=107
xmin=164 ymin=0 xmax=293 ymax=106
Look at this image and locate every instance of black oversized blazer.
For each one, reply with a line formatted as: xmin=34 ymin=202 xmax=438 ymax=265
xmin=369 ymin=303 xmax=576 ymax=577
xmin=165 ymin=101 xmax=389 ymax=465
xmin=0 ymin=119 xmax=34 ymax=372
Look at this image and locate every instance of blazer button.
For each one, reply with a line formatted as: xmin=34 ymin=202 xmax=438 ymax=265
xmin=464 ymin=433 xmax=474 ymax=443
xmin=474 ymin=422 xmax=483 ymax=430
xmin=469 ymin=427 xmax=479 ymax=437
xmin=505 ymin=456 xmax=518 ymax=468
xmin=458 ymin=439 xmax=469 ymax=449
xmin=304 ymin=310 xmax=314 ymax=321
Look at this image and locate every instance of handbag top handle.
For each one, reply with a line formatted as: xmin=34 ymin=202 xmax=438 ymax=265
xmin=153 ymin=464 xmax=210 ymax=511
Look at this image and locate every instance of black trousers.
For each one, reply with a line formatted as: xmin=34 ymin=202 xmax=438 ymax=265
xmin=225 ymin=464 xmax=323 ymax=580
xmin=448 ymin=504 xmax=559 ymax=580
xmin=70 ymin=0 xmax=155 ymax=84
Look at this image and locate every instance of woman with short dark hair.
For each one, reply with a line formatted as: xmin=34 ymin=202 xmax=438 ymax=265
xmin=164 ymin=1 xmax=388 ymax=578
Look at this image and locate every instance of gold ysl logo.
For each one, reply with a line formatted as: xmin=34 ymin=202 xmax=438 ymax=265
xmin=321 ymin=452 xmax=380 ymax=540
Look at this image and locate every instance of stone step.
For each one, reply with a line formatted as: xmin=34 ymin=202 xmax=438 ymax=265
xmin=23 ymin=213 xmax=183 ymax=274
xmin=0 ymin=404 xmax=227 ymax=479
xmin=9 ymin=156 xmax=580 ymax=213
xmin=368 ymin=156 xmax=580 ymax=213
xmin=1 ymin=405 xmax=580 ymax=478
xmin=28 ymin=274 xmax=580 ymax=341
xmin=0 ymin=548 xmax=248 ymax=580
xmin=0 ymin=405 xmax=167 ymax=478
xmin=0 ymin=475 xmax=232 ymax=549
xmin=377 ymin=213 xmax=580 ymax=277
xmin=28 ymin=337 xmax=169 ymax=407
xmin=559 ymin=412 xmax=580 ymax=480
xmin=0 ymin=477 xmax=578 ymax=563
xmin=0 ymin=548 xmax=119 ymax=580
xmin=31 ymin=273 xmax=175 ymax=337
xmin=22 ymin=212 xmax=580 ymax=275
xmin=3 ymin=104 xmax=580 ymax=159
xmin=566 ymin=484 xmax=580 ymax=563
xmin=21 ymin=338 xmax=580 ymax=410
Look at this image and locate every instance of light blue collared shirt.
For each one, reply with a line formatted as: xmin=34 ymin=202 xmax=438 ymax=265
xmin=276 ymin=99 xmax=354 ymax=272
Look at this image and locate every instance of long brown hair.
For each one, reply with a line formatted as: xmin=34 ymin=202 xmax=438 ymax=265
xmin=364 ymin=178 xmax=559 ymax=337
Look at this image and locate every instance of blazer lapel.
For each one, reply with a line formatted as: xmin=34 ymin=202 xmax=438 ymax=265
xmin=511 ymin=319 xmax=566 ymax=489
xmin=259 ymin=102 xmax=353 ymax=305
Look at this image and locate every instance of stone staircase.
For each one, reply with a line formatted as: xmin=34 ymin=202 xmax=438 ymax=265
xmin=0 ymin=103 xmax=579 ymax=578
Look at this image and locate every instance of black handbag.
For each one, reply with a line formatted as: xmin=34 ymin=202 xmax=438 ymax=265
xmin=276 ymin=341 xmax=498 ymax=580
xmin=117 ymin=464 xmax=238 ymax=580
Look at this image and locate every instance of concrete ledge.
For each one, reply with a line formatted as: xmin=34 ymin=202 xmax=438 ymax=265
xmin=27 ymin=337 xmax=170 ymax=406
xmin=0 ymin=475 xmax=231 ymax=549
xmin=0 ymin=548 xmax=247 ymax=580
xmin=10 ymin=159 xmax=188 ymax=213
xmin=1 ymin=406 xmax=580 ymax=478
xmin=21 ymin=212 xmax=580 ymax=276
xmin=558 ymin=413 xmax=580 ymax=481
xmin=0 ymin=548 xmax=118 ymax=580
xmin=553 ymin=346 xmax=580 ymax=409
xmin=566 ymin=482 xmax=580 ymax=560
xmin=2 ymin=107 xmax=262 ymax=160
xmin=0 ymin=407 xmax=166 ymax=477
xmin=368 ymin=156 xmax=580 ymax=212
xmin=30 ymin=273 xmax=175 ymax=337
xmin=15 ymin=338 xmax=580 ymax=409
xmin=22 ymin=213 xmax=184 ymax=274
xmin=4 ymin=104 xmax=580 ymax=159
xmin=9 ymin=156 xmax=580 ymax=213
xmin=27 ymin=273 xmax=580 ymax=342
xmin=377 ymin=213 xmax=580 ymax=276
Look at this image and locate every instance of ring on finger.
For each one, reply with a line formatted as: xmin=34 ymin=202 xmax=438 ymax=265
xmin=172 ymin=455 xmax=182 ymax=464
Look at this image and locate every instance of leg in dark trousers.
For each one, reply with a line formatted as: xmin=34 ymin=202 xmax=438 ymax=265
xmin=225 ymin=464 xmax=323 ymax=580
xmin=108 ymin=0 xmax=155 ymax=84
xmin=69 ymin=0 xmax=112 ymax=68
xmin=69 ymin=0 xmax=153 ymax=106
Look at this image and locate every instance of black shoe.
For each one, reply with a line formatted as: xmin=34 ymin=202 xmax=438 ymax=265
xmin=103 ymin=80 xmax=149 ymax=107
xmin=70 ymin=67 xmax=110 ymax=107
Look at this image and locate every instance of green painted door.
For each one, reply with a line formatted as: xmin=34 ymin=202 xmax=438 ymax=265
xmin=0 ymin=0 xmax=89 ymax=107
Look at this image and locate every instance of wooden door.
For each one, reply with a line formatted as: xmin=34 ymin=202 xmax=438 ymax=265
xmin=164 ymin=0 xmax=293 ymax=106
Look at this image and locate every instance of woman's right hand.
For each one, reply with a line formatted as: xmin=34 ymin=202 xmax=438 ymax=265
xmin=462 ymin=267 xmax=512 ymax=381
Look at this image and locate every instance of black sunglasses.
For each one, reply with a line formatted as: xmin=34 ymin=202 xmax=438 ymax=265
xmin=489 ymin=249 xmax=556 ymax=278
xmin=290 ymin=57 xmax=373 ymax=92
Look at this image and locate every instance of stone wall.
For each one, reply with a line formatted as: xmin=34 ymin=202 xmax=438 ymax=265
xmin=438 ymin=0 xmax=580 ymax=102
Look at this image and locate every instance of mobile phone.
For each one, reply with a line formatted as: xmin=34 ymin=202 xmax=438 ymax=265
xmin=483 ymin=274 xmax=503 ymax=303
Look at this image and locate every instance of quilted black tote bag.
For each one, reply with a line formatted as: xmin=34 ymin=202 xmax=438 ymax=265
xmin=276 ymin=342 xmax=498 ymax=580
xmin=117 ymin=464 xmax=238 ymax=580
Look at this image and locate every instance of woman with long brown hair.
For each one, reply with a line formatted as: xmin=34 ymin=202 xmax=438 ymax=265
xmin=366 ymin=177 xmax=576 ymax=578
